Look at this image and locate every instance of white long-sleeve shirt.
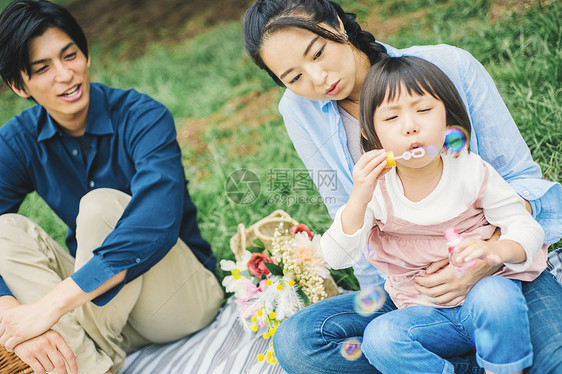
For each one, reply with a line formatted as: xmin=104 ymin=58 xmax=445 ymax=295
xmin=321 ymin=152 xmax=547 ymax=307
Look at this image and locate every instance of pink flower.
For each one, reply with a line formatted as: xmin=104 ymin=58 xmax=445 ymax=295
xmin=244 ymin=281 xmax=262 ymax=300
xmin=247 ymin=252 xmax=277 ymax=277
xmin=290 ymin=224 xmax=314 ymax=240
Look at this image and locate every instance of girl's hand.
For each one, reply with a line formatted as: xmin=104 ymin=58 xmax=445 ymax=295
xmin=349 ymin=150 xmax=389 ymax=207
xmin=451 ymin=239 xmax=503 ymax=267
xmin=452 ymin=238 xmax=526 ymax=267
xmin=341 ymin=150 xmax=389 ymax=235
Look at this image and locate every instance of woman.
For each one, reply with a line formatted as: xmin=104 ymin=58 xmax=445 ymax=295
xmin=243 ymin=1 xmax=562 ymax=373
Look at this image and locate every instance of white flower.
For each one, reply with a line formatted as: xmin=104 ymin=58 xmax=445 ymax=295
xmin=220 ymin=251 xmax=256 ymax=299
xmin=222 ymin=275 xmax=251 ymax=298
xmin=292 ymin=232 xmax=331 ymax=278
xmin=275 ymin=278 xmax=305 ymax=320
xmin=220 ymin=251 xmax=252 ymax=271
xmin=220 ymin=259 xmax=236 ymax=272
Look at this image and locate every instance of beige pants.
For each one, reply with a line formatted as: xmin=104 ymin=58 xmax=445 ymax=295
xmin=0 ymin=188 xmax=224 ymax=373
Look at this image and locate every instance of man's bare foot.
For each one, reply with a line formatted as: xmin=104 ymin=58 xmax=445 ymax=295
xmin=105 ymin=371 xmax=113 ymax=374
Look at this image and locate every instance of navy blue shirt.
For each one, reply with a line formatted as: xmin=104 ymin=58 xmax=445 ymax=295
xmin=0 ymin=83 xmax=215 ymax=305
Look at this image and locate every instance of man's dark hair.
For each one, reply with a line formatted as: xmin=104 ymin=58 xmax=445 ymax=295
xmin=360 ymin=56 xmax=472 ymax=152
xmin=0 ymin=0 xmax=88 ymax=91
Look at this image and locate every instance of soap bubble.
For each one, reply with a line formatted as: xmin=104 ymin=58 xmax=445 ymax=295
xmin=412 ymin=294 xmax=438 ymax=308
xmin=443 ymin=127 xmax=468 ymax=155
xmin=426 ymin=145 xmax=438 ymax=158
xmin=354 ymin=286 xmax=386 ymax=317
xmin=340 ymin=338 xmax=362 ymax=361
xmin=364 ymin=244 xmax=376 ymax=260
xmin=475 ymin=329 xmax=494 ymax=356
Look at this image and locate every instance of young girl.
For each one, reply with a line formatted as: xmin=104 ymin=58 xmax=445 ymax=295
xmin=321 ymin=56 xmax=548 ymax=374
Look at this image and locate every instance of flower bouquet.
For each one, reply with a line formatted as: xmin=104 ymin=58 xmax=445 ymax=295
xmin=222 ymin=210 xmax=338 ymax=364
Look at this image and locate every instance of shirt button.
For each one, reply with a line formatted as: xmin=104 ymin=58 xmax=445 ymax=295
xmin=136 ymin=258 xmax=141 ymax=263
xmin=523 ymin=190 xmax=530 ymax=196
xmin=72 ymin=149 xmax=78 ymax=156
xmin=89 ymin=180 xmax=95 ymax=188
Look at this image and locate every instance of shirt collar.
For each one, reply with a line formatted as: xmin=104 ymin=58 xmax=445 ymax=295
xmin=380 ymin=42 xmax=398 ymax=57
xmin=38 ymin=83 xmax=114 ymax=141
xmin=321 ymin=99 xmax=334 ymax=110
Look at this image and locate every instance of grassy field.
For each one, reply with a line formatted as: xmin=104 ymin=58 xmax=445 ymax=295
xmin=1 ymin=0 xmax=560 ymax=290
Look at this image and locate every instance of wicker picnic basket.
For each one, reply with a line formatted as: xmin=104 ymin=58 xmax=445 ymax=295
xmin=229 ymin=209 xmax=339 ymax=299
xmin=0 ymin=346 xmax=32 ymax=374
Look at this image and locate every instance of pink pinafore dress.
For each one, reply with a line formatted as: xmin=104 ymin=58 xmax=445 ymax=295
xmin=365 ymin=167 xmax=547 ymax=309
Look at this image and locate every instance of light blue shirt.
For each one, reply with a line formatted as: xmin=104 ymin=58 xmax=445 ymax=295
xmin=279 ymin=44 xmax=562 ymax=288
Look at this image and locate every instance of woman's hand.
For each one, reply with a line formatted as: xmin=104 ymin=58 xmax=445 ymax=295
xmin=0 ymin=300 xmax=61 ymax=351
xmin=414 ymin=258 xmax=501 ymax=306
xmin=342 ymin=150 xmax=389 ymax=234
xmin=414 ymin=228 xmax=504 ymax=306
xmin=13 ymin=329 xmax=78 ymax=374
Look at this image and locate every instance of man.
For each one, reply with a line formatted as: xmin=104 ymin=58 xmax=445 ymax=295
xmin=0 ymin=1 xmax=224 ymax=373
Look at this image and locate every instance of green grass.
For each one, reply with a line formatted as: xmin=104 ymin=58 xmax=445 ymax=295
xmin=1 ymin=1 xmax=561 ymax=291
xmin=90 ymin=22 xmax=275 ymax=120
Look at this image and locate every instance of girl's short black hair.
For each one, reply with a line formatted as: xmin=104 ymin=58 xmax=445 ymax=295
xmin=0 ymin=0 xmax=88 ymax=91
xmin=243 ymin=0 xmax=387 ymax=86
xmin=359 ymin=56 xmax=472 ymax=152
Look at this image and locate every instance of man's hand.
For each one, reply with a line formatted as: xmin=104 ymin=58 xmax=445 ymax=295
xmin=0 ymin=300 xmax=60 ymax=351
xmin=13 ymin=329 xmax=77 ymax=374
xmin=0 ymin=270 xmax=127 ymax=351
xmin=414 ymin=258 xmax=501 ymax=306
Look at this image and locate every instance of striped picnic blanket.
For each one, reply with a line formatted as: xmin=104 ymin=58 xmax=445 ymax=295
xmin=122 ymin=248 xmax=562 ymax=373
xmin=121 ymin=297 xmax=287 ymax=374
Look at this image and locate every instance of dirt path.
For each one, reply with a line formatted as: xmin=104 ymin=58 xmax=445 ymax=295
xmin=67 ymin=0 xmax=254 ymax=58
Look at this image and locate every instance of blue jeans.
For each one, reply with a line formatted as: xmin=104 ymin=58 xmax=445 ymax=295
xmin=362 ymin=277 xmax=531 ymax=374
xmin=272 ymin=271 xmax=562 ymax=374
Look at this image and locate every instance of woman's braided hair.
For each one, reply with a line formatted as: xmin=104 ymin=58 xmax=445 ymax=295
xmin=243 ymin=0 xmax=387 ymax=86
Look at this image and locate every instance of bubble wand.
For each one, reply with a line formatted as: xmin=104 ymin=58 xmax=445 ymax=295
xmin=384 ymin=126 xmax=469 ymax=168
xmin=444 ymin=228 xmax=477 ymax=273
xmin=385 ymin=146 xmax=438 ymax=168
